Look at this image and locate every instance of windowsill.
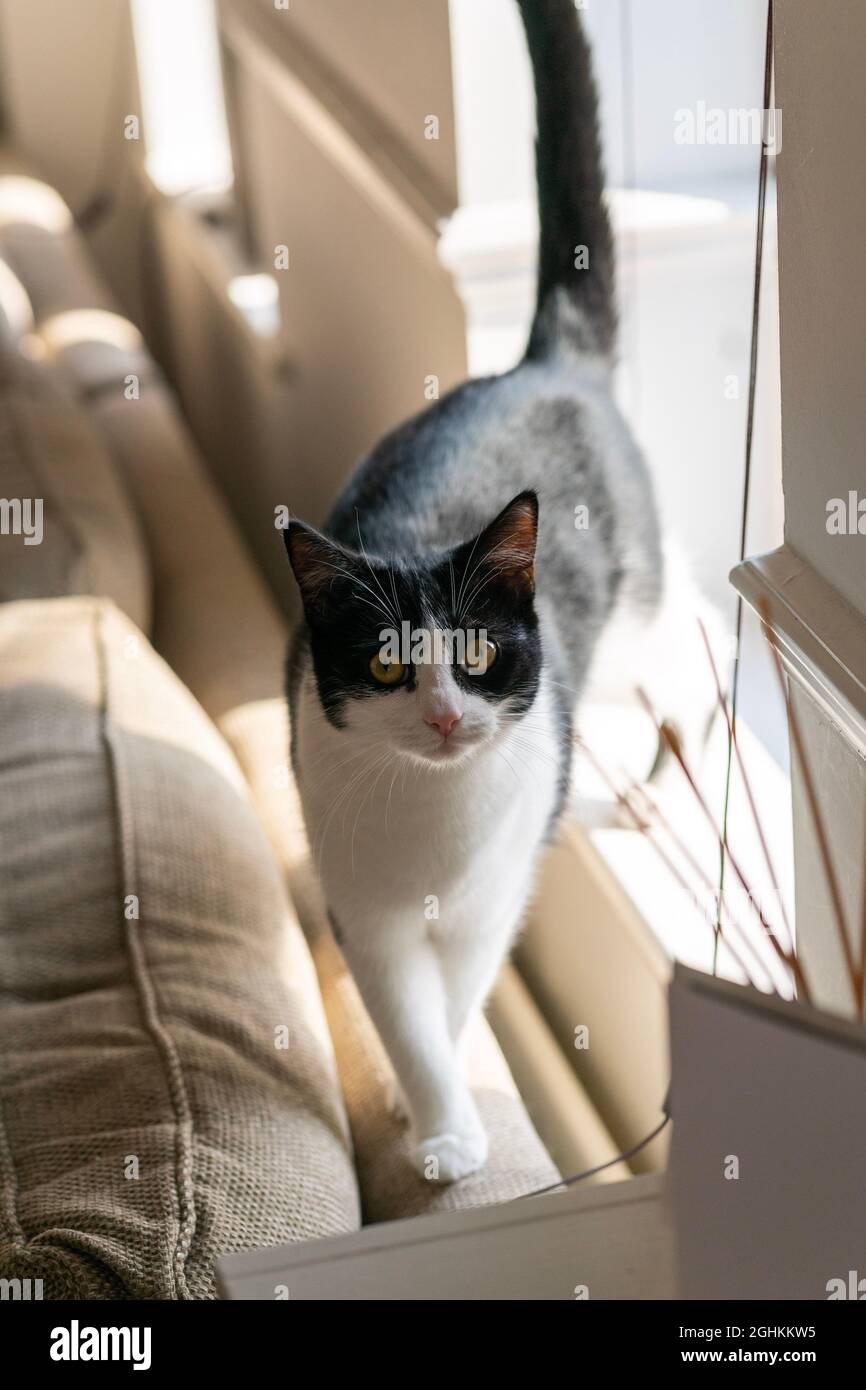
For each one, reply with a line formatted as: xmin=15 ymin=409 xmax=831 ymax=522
xmin=439 ymin=177 xmax=775 ymax=377
xmin=580 ymin=707 xmax=795 ymax=996
xmin=440 ymin=177 xmax=765 ymax=266
xmin=732 ymin=543 xmax=866 ymax=759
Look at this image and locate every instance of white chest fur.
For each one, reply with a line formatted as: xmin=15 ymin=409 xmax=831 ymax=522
xmin=295 ymin=670 xmax=561 ymax=951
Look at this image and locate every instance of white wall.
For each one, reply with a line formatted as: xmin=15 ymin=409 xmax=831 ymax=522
xmin=771 ymin=0 xmax=866 ymax=1014
xmin=775 ymin=0 xmax=866 ymax=615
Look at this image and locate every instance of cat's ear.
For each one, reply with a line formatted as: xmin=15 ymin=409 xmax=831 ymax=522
xmin=282 ymin=519 xmax=350 ymax=616
xmin=465 ymin=490 xmax=538 ymax=599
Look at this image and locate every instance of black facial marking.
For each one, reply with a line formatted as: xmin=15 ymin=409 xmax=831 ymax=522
xmin=284 ymin=495 xmax=543 ymax=728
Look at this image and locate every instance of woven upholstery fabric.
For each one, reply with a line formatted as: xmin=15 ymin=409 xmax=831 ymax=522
xmin=0 ymin=598 xmax=360 ymax=1299
xmin=0 ymin=351 xmax=151 ymax=631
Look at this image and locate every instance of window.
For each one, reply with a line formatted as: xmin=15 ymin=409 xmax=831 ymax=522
xmin=129 ymin=0 xmax=232 ymax=196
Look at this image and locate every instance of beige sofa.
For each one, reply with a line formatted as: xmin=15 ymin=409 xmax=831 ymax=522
xmin=0 ymin=152 xmax=559 ymax=1299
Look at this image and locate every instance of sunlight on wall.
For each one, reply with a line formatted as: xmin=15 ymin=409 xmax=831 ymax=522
xmin=227 ymin=273 xmax=281 ymax=338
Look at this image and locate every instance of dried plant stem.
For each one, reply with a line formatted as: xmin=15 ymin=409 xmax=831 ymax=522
xmin=636 ymin=688 xmax=813 ymax=1005
xmin=758 ymin=601 xmax=862 ymax=1015
xmin=698 ymin=619 xmax=795 ymax=959
xmin=575 ymin=739 xmax=765 ymax=992
xmin=629 ymin=780 xmax=775 ymax=991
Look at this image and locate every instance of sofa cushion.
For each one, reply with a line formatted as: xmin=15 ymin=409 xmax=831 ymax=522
xmin=0 ymin=598 xmax=360 ymax=1300
xmin=0 ymin=159 xmax=115 ymax=323
xmin=0 ymin=353 xmax=151 ymax=632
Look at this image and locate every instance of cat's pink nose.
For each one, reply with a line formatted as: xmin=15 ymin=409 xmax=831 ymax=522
xmin=424 ymin=710 xmax=462 ymax=739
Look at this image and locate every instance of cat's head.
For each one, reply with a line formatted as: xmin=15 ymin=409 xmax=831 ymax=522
xmin=283 ymin=492 xmax=541 ymax=768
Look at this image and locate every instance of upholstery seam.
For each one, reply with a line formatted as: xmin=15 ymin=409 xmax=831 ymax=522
xmin=95 ymin=602 xmax=197 ymax=1300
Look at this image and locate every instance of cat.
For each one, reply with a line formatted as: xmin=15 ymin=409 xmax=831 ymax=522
xmin=282 ymin=0 xmax=663 ymax=1183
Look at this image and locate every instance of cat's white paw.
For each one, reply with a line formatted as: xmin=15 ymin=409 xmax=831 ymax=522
xmin=413 ymin=1127 xmax=489 ymax=1184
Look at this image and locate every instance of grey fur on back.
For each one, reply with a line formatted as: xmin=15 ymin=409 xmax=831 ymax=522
xmin=325 ymin=0 xmax=662 ymax=703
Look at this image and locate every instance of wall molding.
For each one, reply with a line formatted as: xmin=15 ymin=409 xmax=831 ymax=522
xmin=731 ymin=543 xmax=866 ymax=760
xmin=217 ymin=0 xmax=452 ymax=259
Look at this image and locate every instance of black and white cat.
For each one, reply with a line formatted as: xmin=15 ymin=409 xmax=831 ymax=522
xmin=283 ymin=0 xmax=663 ymax=1182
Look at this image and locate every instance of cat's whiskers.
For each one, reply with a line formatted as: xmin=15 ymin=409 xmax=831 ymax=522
xmin=297 ymin=713 xmax=385 ymax=773
xmin=496 ymin=703 xmax=567 ymax=777
xmin=355 ymin=512 xmax=402 ymax=629
xmin=506 ymin=727 xmax=561 ymax=769
xmin=387 ymin=562 xmax=403 ymax=629
xmin=313 ymin=747 xmax=391 ymax=872
xmin=502 ymin=728 xmax=563 ymax=779
xmin=546 ymin=677 xmax=585 ymax=704
xmin=349 ymin=749 xmax=397 ymax=877
xmin=496 ymin=741 xmax=535 ymax=781
xmin=457 ymin=561 xmax=512 ymax=625
xmin=492 ymin=744 xmax=523 ymax=788
xmin=384 ymin=754 xmax=408 ymax=838
xmin=305 ymin=739 xmax=383 ymax=781
xmin=308 ymin=555 xmax=397 ymax=627
xmin=454 ymin=532 xmax=484 ymax=618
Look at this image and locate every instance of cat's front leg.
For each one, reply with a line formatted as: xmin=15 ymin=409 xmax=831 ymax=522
xmin=340 ymin=927 xmax=488 ymax=1182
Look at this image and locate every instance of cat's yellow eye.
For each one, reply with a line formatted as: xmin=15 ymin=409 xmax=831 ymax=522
xmin=462 ymin=637 xmax=498 ymax=674
xmin=369 ymin=652 xmax=406 ymax=685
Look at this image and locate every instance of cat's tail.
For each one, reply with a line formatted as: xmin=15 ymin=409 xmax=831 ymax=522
xmin=515 ymin=0 xmax=615 ymax=358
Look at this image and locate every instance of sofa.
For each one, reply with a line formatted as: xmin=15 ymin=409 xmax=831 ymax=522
xmin=0 ymin=150 xmax=559 ymax=1299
